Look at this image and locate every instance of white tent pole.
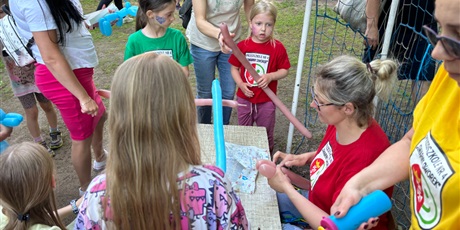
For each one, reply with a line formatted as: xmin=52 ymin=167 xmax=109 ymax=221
xmin=380 ymin=0 xmax=400 ymax=60
xmin=374 ymin=0 xmax=399 ymax=113
xmin=286 ymin=0 xmax=314 ymax=153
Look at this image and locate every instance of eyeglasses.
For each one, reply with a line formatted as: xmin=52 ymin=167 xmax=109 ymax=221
xmin=310 ymin=87 xmax=344 ymax=111
xmin=423 ymin=24 xmax=460 ymax=59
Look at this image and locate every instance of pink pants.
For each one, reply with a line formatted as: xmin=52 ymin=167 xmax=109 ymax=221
xmin=35 ymin=64 xmax=105 ymax=141
xmin=237 ymin=97 xmax=276 ymax=152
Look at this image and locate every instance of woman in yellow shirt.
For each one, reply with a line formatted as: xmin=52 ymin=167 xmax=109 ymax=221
xmin=330 ymin=0 xmax=460 ymax=229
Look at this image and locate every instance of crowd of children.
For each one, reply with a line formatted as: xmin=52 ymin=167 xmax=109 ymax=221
xmin=1 ymin=0 xmax=459 ymax=229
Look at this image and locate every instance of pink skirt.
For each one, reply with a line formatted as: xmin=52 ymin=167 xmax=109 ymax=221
xmin=35 ymin=64 xmax=105 ymax=141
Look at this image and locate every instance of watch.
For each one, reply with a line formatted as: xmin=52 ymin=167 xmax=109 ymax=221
xmin=70 ymin=199 xmax=79 ymax=215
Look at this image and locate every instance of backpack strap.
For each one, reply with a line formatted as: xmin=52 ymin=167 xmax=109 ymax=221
xmin=1 ymin=4 xmax=11 ymax=16
xmin=1 ymin=4 xmax=35 ymax=57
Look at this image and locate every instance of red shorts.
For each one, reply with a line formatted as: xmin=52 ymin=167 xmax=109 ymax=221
xmin=35 ymin=64 xmax=105 ymax=141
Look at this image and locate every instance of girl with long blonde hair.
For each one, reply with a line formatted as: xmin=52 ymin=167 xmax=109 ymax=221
xmin=75 ymin=52 xmax=249 ymax=229
xmin=0 ymin=142 xmax=82 ymax=230
xmin=229 ymin=0 xmax=290 ymax=154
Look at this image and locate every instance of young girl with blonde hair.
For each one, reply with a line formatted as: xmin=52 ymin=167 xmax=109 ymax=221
xmin=229 ymin=0 xmax=290 ymax=153
xmin=0 ymin=142 xmax=82 ymax=230
xmin=75 ymin=52 xmax=248 ymax=229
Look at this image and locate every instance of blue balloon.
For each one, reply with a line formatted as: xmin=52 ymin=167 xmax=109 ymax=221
xmin=212 ymin=79 xmax=226 ymax=172
xmin=0 ymin=109 xmax=23 ymax=127
xmin=0 ymin=108 xmax=23 ymax=154
xmin=0 ymin=140 xmax=8 ymax=154
xmin=99 ymin=1 xmax=138 ymax=36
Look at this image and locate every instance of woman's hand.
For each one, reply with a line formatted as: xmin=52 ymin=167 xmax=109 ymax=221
xmin=219 ymin=32 xmax=235 ymax=54
xmin=267 ymin=165 xmax=293 ymax=193
xmin=80 ymin=97 xmax=98 ymax=117
xmin=330 ymin=183 xmax=365 ymax=219
xmin=331 ymin=187 xmax=380 ymax=230
xmin=272 ymin=150 xmax=287 ymax=163
xmin=364 ymin=0 xmax=380 ymax=50
xmin=356 ymin=217 xmax=380 ymax=230
xmin=273 ymin=151 xmax=313 ymax=167
xmin=364 ymin=22 xmax=379 ymax=50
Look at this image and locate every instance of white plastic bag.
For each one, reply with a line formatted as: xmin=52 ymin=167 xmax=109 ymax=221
xmin=334 ymin=0 xmax=387 ymax=33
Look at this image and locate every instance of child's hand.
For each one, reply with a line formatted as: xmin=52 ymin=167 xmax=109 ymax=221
xmin=0 ymin=124 xmax=13 ymax=142
xmin=257 ymin=74 xmax=272 ymax=89
xmin=76 ymin=196 xmax=84 ymax=207
xmin=238 ymin=82 xmax=254 ymax=98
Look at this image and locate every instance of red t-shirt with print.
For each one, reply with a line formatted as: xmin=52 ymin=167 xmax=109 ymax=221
xmin=309 ymin=119 xmax=394 ymax=230
xmin=228 ymin=38 xmax=290 ymax=104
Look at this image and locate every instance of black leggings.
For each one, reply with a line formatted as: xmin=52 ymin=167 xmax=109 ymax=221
xmin=96 ymin=0 xmax=123 ymax=10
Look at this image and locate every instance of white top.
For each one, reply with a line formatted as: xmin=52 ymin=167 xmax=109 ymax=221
xmin=186 ymin=0 xmax=244 ymax=52
xmin=9 ymin=0 xmax=98 ymax=69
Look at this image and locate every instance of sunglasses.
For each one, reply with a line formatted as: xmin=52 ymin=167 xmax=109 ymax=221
xmin=310 ymin=87 xmax=344 ymax=111
xmin=423 ymin=25 xmax=460 ymax=59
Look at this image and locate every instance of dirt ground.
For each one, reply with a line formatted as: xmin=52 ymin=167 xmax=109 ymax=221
xmin=0 ymin=0 xmax=317 ymax=225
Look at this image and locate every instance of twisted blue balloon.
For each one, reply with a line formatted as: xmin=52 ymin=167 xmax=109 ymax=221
xmin=212 ymin=79 xmax=226 ymax=172
xmin=0 ymin=109 xmax=23 ymax=153
xmin=99 ymin=2 xmax=138 ymax=36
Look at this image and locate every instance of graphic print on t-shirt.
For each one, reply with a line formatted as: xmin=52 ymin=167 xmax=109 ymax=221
xmin=149 ymin=50 xmax=173 ymax=59
xmin=310 ymin=142 xmax=334 ymax=189
xmin=244 ymin=52 xmax=269 ymax=86
xmin=410 ymin=131 xmax=454 ymax=229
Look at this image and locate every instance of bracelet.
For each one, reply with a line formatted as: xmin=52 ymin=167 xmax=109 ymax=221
xmin=70 ymin=199 xmax=79 ymax=215
xmin=80 ymin=98 xmax=92 ymax=107
xmin=217 ymin=31 xmax=222 ymax=40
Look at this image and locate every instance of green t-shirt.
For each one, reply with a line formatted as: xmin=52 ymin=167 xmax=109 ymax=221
xmin=124 ymin=28 xmax=193 ymax=67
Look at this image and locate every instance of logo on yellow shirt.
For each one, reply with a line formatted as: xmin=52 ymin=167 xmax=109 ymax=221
xmin=410 ymin=132 xmax=454 ymax=229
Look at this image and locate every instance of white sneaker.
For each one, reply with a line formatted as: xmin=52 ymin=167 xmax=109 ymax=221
xmin=123 ymin=16 xmax=134 ymax=24
xmin=93 ymin=149 xmax=108 ymax=172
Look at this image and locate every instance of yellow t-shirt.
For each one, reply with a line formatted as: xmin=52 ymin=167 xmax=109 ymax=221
xmin=410 ymin=64 xmax=460 ymax=229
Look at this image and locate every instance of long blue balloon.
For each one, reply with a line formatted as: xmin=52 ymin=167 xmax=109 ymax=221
xmin=212 ymin=79 xmax=226 ymax=172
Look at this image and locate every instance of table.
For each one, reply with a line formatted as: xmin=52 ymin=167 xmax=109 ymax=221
xmin=198 ymin=124 xmax=281 ymax=229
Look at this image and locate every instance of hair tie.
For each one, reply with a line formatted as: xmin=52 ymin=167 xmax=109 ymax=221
xmin=366 ymin=62 xmax=377 ymax=75
xmin=17 ymin=213 xmax=30 ymax=222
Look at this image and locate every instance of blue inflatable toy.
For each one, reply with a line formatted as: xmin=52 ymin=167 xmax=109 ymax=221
xmin=0 ymin=109 xmax=23 ymax=153
xmin=99 ymin=1 xmax=138 ymax=36
xmin=319 ymin=190 xmax=392 ymax=230
xmin=212 ymin=79 xmax=226 ymax=172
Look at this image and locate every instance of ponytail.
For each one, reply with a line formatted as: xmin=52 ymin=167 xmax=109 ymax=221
xmin=368 ymin=59 xmax=398 ymax=101
xmin=315 ymin=55 xmax=398 ymax=127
